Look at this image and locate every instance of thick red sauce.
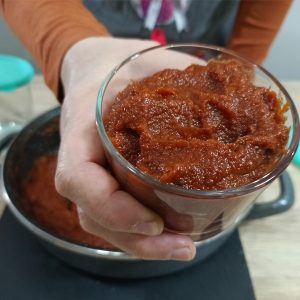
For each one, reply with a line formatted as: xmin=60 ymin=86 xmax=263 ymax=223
xmin=20 ymin=60 xmax=289 ymax=245
xmin=104 ymin=60 xmax=289 ymax=190
xmin=21 ymin=154 xmax=115 ymax=249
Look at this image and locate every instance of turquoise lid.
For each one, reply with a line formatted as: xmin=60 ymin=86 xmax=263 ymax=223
xmin=0 ymin=54 xmax=34 ymax=92
xmin=289 ymin=127 xmax=300 ymax=168
xmin=293 ymin=142 xmax=300 ymax=168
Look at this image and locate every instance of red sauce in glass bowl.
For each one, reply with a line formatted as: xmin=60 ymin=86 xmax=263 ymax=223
xmin=104 ymin=60 xmax=289 ymax=190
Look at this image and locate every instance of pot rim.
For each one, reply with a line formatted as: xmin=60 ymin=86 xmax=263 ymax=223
xmin=0 ymin=108 xmax=249 ymax=262
xmin=1 ymin=167 xmax=249 ymax=260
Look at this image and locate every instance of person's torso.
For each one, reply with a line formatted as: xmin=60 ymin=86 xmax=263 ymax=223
xmin=83 ymin=0 xmax=239 ymax=46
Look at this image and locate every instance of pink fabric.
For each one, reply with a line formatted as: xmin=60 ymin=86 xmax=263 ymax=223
xmin=150 ymin=28 xmax=167 ymax=44
xmin=141 ymin=0 xmax=174 ymax=23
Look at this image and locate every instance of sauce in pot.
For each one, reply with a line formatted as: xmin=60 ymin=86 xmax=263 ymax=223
xmin=21 ymin=154 xmax=115 ymax=249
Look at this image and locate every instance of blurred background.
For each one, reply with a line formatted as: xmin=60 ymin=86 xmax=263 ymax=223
xmin=0 ymin=0 xmax=299 ymax=81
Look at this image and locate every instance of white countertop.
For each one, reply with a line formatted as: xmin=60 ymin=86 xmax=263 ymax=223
xmin=0 ymin=76 xmax=299 ymax=300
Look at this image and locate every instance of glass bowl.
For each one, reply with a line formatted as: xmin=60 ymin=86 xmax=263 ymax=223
xmin=96 ymin=44 xmax=299 ymax=239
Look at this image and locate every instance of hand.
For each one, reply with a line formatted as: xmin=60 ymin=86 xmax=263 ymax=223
xmin=55 ymin=37 xmax=196 ymax=260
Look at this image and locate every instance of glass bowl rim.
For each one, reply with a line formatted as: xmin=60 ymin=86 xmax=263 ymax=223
xmin=96 ymin=43 xmax=300 ymax=198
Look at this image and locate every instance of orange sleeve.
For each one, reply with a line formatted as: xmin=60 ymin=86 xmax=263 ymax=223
xmin=228 ymin=0 xmax=292 ymax=64
xmin=0 ymin=0 xmax=110 ymax=99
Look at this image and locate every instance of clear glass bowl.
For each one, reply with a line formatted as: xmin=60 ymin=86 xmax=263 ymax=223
xmin=96 ymin=44 xmax=299 ymax=239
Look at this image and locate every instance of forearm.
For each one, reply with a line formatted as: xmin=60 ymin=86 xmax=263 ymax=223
xmin=0 ymin=0 xmax=110 ymax=99
xmin=228 ymin=0 xmax=292 ymax=64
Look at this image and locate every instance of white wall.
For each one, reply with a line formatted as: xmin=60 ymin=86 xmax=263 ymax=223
xmin=263 ymin=0 xmax=300 ymax=80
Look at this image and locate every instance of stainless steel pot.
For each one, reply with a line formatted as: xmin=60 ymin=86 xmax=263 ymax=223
xmin=0 ymin=107 xmax=295 ymax=278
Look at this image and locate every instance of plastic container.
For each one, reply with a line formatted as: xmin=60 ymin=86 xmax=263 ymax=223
xmin=0 ymin=54 xmax=34 ymax=136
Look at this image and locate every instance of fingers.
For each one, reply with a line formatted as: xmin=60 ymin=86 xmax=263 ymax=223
xmin=55 ymin=113 xmax=164 ymax=236
xmin=56 ymin=134 xmax=196 ymax=261
xmin=56 ymin=158 xmax=164 ymax=235
xmin=56 ymin=41 xmax=204 ymax=261
xmin=78 ymin=208 xmax=196 ymax=261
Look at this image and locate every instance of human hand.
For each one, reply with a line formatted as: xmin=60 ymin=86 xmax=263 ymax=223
xmin=55 ymin=37 xmax=196 ymax=260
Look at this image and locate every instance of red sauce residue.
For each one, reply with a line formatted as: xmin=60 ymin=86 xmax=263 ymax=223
xmin=104 ymin=60 xmax=289 ymax=190
xmin=21 ymin=154 xmax=116 ymax=249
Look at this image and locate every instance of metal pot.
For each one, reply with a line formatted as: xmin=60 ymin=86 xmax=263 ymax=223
xmin=0 ymin=107 xmax=294 ymax=278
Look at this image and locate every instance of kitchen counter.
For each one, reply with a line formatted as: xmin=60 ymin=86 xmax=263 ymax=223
xmin=0 ymin=76 xmax=299 ymax=300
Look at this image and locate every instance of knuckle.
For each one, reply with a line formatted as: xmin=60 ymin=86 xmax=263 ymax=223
xmin=77 ymin=211 xmax=93 ymax=234
xmin=94 ymin=200 xmax=118 ymax=230
xmin=54 ymin=164 xmax=72 ymax=198
xmin=128 ymin=241 xmax=157 ymax=260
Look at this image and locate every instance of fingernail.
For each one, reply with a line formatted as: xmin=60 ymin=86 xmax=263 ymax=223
xmin=170 ymin=246 xmax=194 ymax=261
xmin=133 ymin=221 xmax=162 ymax=235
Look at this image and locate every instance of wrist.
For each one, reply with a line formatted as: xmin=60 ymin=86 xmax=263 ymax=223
xmin=61 ymin=37 xmax=106 ymax=94
xmin=61 ymin=37 xmax=158 ymax=95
